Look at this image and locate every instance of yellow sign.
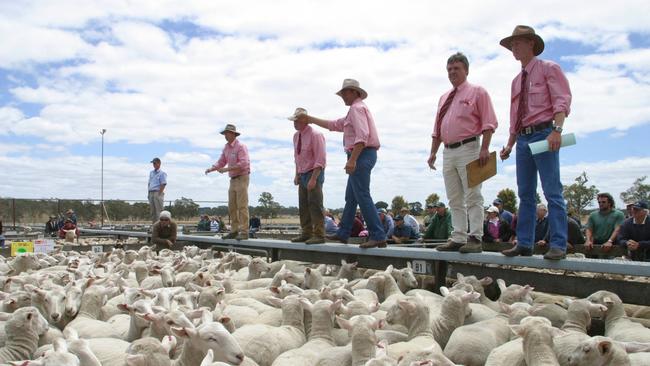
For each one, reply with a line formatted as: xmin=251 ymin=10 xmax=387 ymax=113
xmin=11 ymin=241 xmax=34 ymax=256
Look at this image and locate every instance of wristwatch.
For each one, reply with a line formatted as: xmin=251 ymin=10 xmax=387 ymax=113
xmin=552 ymin=125 xmax=563 ymax=133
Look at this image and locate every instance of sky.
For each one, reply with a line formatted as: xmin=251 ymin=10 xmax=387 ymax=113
xmin=1 ymin=0 xmax=649 ymax=211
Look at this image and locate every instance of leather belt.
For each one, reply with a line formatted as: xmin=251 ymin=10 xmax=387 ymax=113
xmin=445 ymin=136 xmax=478 ymax=149
xmin=519 ymin=120 xmax=553 ymax=135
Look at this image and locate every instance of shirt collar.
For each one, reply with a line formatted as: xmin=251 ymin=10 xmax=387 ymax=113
xmin=634 ymin=213 xmax=648 ymax=225
xmin=227 ymin=139 xmax=239 ymax=148
xmin=523 ymin=57 xmax=539 ymax=74
xmin=352 ymin=97 xmax=363 ymax=106
xmin=455 ymin=80 xmax=469 ymax=92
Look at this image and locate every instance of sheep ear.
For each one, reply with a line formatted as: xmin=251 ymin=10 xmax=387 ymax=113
xmin=305 ymin=267 xmax=311 ymax=274
xmin=499 ymin=302 xmax=512 ymax=314
xmin=617 ymin=341 xmax=650 ymax=354
xmin=161 ymin=335 xmax=177 ymax=355
xmin=336 ymin=316 xmax=352 ymax=330
xmin=0 ymin=312 xmax=11 ymax=321
xmin=270 ymin=286 xmax=280 ymax=294
xmin=398 ymin=299 xmax=416 ymax=313
xmin=385 ymin=264 xmax=394 ymax=273
xmin=341 ymin=259 xmax=347 ymax=266
xmin=330 ymin=299 xmax=342 ymax=313
xmin=200 ymin=349 xmax=215 ymax=366
xmin=406 ymin=261 xmax=412 ymax=269
xmin=598 ymin=339 xmax=613 ymax=355
xmin=299 ymin=297 xmax=313 ymax=311
xmin=479 ymin=276 xmax=493 ymax=286
xmin=497 ymin=279 xmax=507 ymax=291
xmin=125 ymin=354 xmax=146 ymax=366
xmin=440 ymin=286 xmax=450 ymax=297
xmin=369 ymin=301 xmax=380 ymax=313
xmin=375 ymin=319 xmax=385 ymax=330
xmin=280 ymin=264 xmax=287 ymax=272
xmin=267 ymin=297 xmax=282 ymax=308
xmin=563 ymin=298 xmax=573 ymax=307
xmin=117 ymin=303 xmax=130 ymax=312
xmin=456 ymin=273 xmax=465 ymax=281
xmin=509 ymin=324 xmax=525 ymax=337
xmin=463 ymin=291 xmax=481 ymax=302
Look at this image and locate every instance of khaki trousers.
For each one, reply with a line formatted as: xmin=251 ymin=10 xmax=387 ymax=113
xmin=442 ymin=140 xmax=484 ymax=243
xmin=228 ymin=174 xmax=250 ymax=233
xmin=148 ymin=191 xmax=164 ymax=223
xmin=298 ymin=178 xmax=325 ymax=238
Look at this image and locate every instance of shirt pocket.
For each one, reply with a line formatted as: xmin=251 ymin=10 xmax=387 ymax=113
xmin=457 ymin=99 xmax=476 ymax=118
xmin=528 ymin=84 xmax=550 ymax=108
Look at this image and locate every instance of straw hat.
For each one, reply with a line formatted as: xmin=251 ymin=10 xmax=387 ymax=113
xmin=287 ymin=107 xmax=307 ymax=121
xmin=499 ymin=25 xmax=545 ymax=56
xmin=220 ymin=124 xmax=241 ymax=136
xmin=335 ymin=79 xmax=368 ymax=100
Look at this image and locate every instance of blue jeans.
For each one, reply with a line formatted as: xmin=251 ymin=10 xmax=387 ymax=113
xmin=516 ymin=127 xmax=567 ymax=250
xmin=337 ymin=148 xmax=386 ymax=241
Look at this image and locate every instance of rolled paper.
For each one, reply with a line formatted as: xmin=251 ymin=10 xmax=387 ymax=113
xmin=529 ymin=133 xmax=576 ymax=155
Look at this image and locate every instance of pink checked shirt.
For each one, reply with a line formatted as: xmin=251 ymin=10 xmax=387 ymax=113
xmin=509 ymin=57 xmax=572 ymax=134
xmin=327 ymin=98 xmax=380 ymax=152
xmin=294 ymin=125 xmax=327 ymax=174
xmin=212 ymin=139 xmax=250 ymax=178
xmin=432 ymin=81 xmax=498 ymax=145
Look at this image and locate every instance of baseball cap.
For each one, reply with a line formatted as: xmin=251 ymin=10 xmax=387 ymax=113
xmin=493 ymin=198 xmax=503 ymax=205
xmin=151 ymin=157 xmax=161 ymax=163
xmin=394 ymin=215 xmax=404 ymax=221
xmin=434 ymin=202 xmax=446 ymax=208
xmin=632 ymin=200 xmax=649 ymax=210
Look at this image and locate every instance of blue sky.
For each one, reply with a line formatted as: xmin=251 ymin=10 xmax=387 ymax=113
xmin=1 ymin=0 xmax=649 ymax=210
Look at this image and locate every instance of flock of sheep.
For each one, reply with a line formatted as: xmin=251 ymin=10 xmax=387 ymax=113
xmin=0 ymin=243 xmax=649 ymax=366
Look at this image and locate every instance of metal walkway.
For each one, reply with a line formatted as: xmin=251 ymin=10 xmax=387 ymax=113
xmin=79 ymin=229 xmax=650 ymax=305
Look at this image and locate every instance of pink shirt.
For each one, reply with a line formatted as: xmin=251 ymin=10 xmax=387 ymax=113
xmin=212 ymin=139 xmax=250 ymax=178
xmin=294 ymin=125 xmax=327 ymax=174
xmin=509 ymin=57 xmax=572 ymax=134
xmin=432 ymin=81 xmax=498 ymax=144
xmin=328 ymin=98 xmax=381 ymax=152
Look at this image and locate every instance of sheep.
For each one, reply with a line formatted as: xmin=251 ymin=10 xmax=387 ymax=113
xmin=384 ymin=296 xmax=451 ymax=364
xmin=364 ymin=340 xmax=398 ymax=366
xmin=14 ymin=337 xmax=80 ymax=366
xmin=271 ymin=299 xmax=340 ymax=366
xmin=588 ymin=290 xmax=650 ymax=343
xmin=303 ymin=267 xmax=324 ymax=290
xmin=0 ymin=307 xmax=49 ymax=363
xmin=171 ymin=310 xmax=246 ymax=366
xmin=314 ymin=315 xmax=384 ymax=366
xmin=510 ymin=316 xmax=563 ymax=366
xmin=335 ymin=260 xmax=362 ymax=281
xmin=24 ymin=284 xmax=67 ymax=327
xmin=124 ymin=336 xmax=174 ymax=366
xmin=141 ymin=266 xmax=176 ymax=289
xmin=62 ymin=327 xmax=102 ymax=366
xmin=232 ymin=295 xmax=306 ymax=366
xmin=387 ymin=264 xmax=418 ymax=293
xmin=443 ymin=302 xmax=532 ymax=366
xmin=200 ymin=349 xmax=235 ymax=366
xmin=433 ymin=287 xmax=480 ymax=348
xmin=567 ymin=336 xmax=636 ymax=366
xmin=64 ymin=286 xmax=123 ymax=339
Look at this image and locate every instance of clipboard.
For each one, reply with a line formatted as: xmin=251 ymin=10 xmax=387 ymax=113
xmin=466 ymin=151 xmax=496 ymax=188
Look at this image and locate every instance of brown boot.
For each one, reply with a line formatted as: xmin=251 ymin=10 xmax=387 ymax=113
xmin=305 ymin=237 xmax=325 ymax=245
xmin=436 ymin=239 xmax=465 ymax=252
xmin=223 ymin=232 xmax=238 ymax=239
xmin=459 ymin=236 xmax=483 ymax=253
xmin=359 ymin=239 xmax=387 ymax=248
xmin=291 ymin=235 xmax=311 ymax=243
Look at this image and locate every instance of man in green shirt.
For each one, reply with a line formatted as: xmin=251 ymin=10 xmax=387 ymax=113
xmin=423 ymin=202 xmax=452 ymax=240
xmin=586 ymin=193 xmax=624 ymax=252
xmin=152 ymin=210 xmax=177 ymax=253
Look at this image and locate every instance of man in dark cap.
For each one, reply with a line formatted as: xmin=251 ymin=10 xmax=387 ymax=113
xmin=148 ymin=157 xmax=167 ymax=223
xmin=499 ymin=25 xmax=572 ymax=260
xmin=617 ymin=201 xmax=650 ymax=261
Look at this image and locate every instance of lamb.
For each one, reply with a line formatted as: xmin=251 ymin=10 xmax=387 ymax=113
xmin=433 ymin=287 xmax=480 ymax=348
xmin=124 ymin=336 xmax=174 ymax=366
xmin=232 ymin=295 xmax=306 ymax=366
xmin=271 ymin=299 xmax=340 ymax=366
xmin=443 ymin=302 xmax=532 ymax=366
xmin=364 ymin=340 xmax=398 ymax=366
xmin=24 ymin=284 xmax=67 ymax=327
xmin=303 ymin=267 xmax=325 ymax=290
xmin=588 ymin=290 xmax=650 ymax=343
xmin=64 ymin=285 xmax=123 ymax=339
xmin=335 ymin=260 xmax=362 ymax=281
xmin=387 ymin=264 xmax=418 ymax=293
xmin=62 ymin=327 xmax=102 ymax=366
xmin=510 ymin=316 xmax=563 ymax=366
xmin=0 ymin=306 xmax=49 ymax=363
xmin=16 ymin=337 xmax=80 ymax=366
xmin=141 ymin=266 xmax=176 ymax=289
xmin=565 ymin=336 xmax=650 ymax=366
xmin=314 ymin=315 xmax=384 ymax=366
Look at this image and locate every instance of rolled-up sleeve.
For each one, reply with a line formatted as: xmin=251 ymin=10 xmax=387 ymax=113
xmin=328 ymin=118 xmax=345 ymax=132
xmin=477 ymin=87 xmax=498 ymax=132
xmin=311 ymin=133 xmax=326 ymax=170
xmin=546 ymin=62 xmax=572 ymax=116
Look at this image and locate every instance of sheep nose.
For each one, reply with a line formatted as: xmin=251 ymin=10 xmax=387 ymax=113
xmin=235 ymin=353 xmax=244 ymax=363
xmin=51 ymin=313 xmax=60 ymax=321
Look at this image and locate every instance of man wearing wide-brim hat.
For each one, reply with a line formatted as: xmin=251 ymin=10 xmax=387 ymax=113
xmin=294 ymin=79 xmax=386 ymax=248
xmin=205 ymin=123 xmax=251 ymax=240
xmin=499 ymin=25 xmax=572 ymax=260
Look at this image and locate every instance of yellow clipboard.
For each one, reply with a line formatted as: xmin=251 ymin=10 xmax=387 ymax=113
xmin=466 ymin=151 xmax=497 ymax=188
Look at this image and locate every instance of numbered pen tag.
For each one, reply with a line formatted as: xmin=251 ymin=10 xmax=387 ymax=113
xmin=92 ymin=245 xmax=103 ymax=254
xmin=411 ymin=260 xmax=427 ymax=274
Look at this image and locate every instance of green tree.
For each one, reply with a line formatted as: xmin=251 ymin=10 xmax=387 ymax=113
xmin=620 ymin=176 xmax=650 ymax=203
xmin=563 ymin=172 xmax=598 ymax=216
xmin=169 ymin=197 xmax=200 ymax=220
xmin=497 ymin=188 xmax=518 ymax=213
xmin=257 ymin=192 xmax=281 ymax=219
xmin=375 ymin=201 xmax=389 ymax=210
xmin=425 ymin=193 xmax=440 ymax=206
xmin=391 ymin=196 xmax=408 ymax=214
xmin=104 ymin=200 xmax=132 ymax=221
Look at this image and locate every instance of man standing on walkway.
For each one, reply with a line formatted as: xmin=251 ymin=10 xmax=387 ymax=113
xmin=499 ymin=25 xmax=572 ymax=260
xmin=205 ymin=124 xmax=251 ymax=240
xmin=294 ymin=79 xmax=386 ymax=248
xmin=148 ymin=157 xmax=167 ymax=223
xmin=429 ymin=52 xmax=498 ymax=254
xmin=289 ymin=108 xmax=327 ymax=244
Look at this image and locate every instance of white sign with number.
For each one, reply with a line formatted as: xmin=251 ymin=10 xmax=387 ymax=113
xmin=34 ymin=239 xmax=55 ymax=254
xmin=91 ymin=245 xmax=103 ymax=254
xmin=411 ymin=260 xmax=427 ymax=274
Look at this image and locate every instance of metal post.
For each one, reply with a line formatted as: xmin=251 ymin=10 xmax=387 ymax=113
xmin=12 ymin=198 xmax=16 ymax=229
xmin=100 ymin=129 xmax=106 ymax=227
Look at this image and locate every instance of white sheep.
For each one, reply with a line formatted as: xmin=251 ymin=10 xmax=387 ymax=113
xmin=434 ymin=287 xmax=480 ymax=348
xmin=200 ymin=349 xmax=235 ymax=366
xmin=588 ymin=290 xmax=650 ymax=343
xmin=364 ymin=340 xmax=398 ymax=366
xmin=510 ymin=316 xmax=563 ymax=366
xmin=124 ymin=336 xmax=175 ymax=366
xmin=11 ymin=337 xmax=80 ymax=366
xmin=0 ymin=306 xmax=49 ymax=363
xmin=314 ymin=315 xmax=384 ymax=366
xmin=64 ymin=286 xmax=123 ymax=339
xmin=566 ymin=336 xmax=648 ymax=366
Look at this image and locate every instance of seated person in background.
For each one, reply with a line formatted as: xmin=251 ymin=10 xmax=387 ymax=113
xmin=45 ymin=216 xmax=58 ymax=237
xmin=249 ymin=215 xmax=261 ymax=238
xmin=493 ymin=198 xmax=514 ymax=228
xmin=423 ymin=203 xmax=437 ymax=228
xmin=378 ymin=208 xmax=395 ymax=240
xmin=152 ymin=210 xmax=177 ymax=253
xmin=197 ymin=214 xmax=211 ymax=231
xmin=616 ymin=200 xmax=650 ymax=262
xmin=58 ymin=218 xmax=80 ymax=240
xmin=534 ymin=204 xmax=550 ymax=247
xmin=400 ymin=207 xmax=420 ymax=235
xmin=586 ymin=192 xmax=624 ymax=253
xmin=423 ymin=202 xmax=452 ymax=240
xmin=323 ymin=210 xmax=339 ymax=236
xmin=392 ymin=215 xmax=417 ymax=244
xmin=217 ymin=216 xmax=227 ymax=232
xmin=483 ymin=206 xmax=513 ymax=243
xmin=210 ymin=216 xmax=220 ymax=232
xmin=545 ymin=214 xmax=585 ymax=251
xmin=350 ymin=215 xmax=364 ymax=237
xmin=65 ymin=209 xmax=78 ymax=225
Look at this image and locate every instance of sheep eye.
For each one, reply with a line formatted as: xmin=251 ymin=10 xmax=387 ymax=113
xmin=167 ymin=321 xmax=173 ymax=325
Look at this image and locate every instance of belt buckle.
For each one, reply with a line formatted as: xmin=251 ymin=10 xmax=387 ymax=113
xmin=523 ymin=126 xmax=533 ymax=135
